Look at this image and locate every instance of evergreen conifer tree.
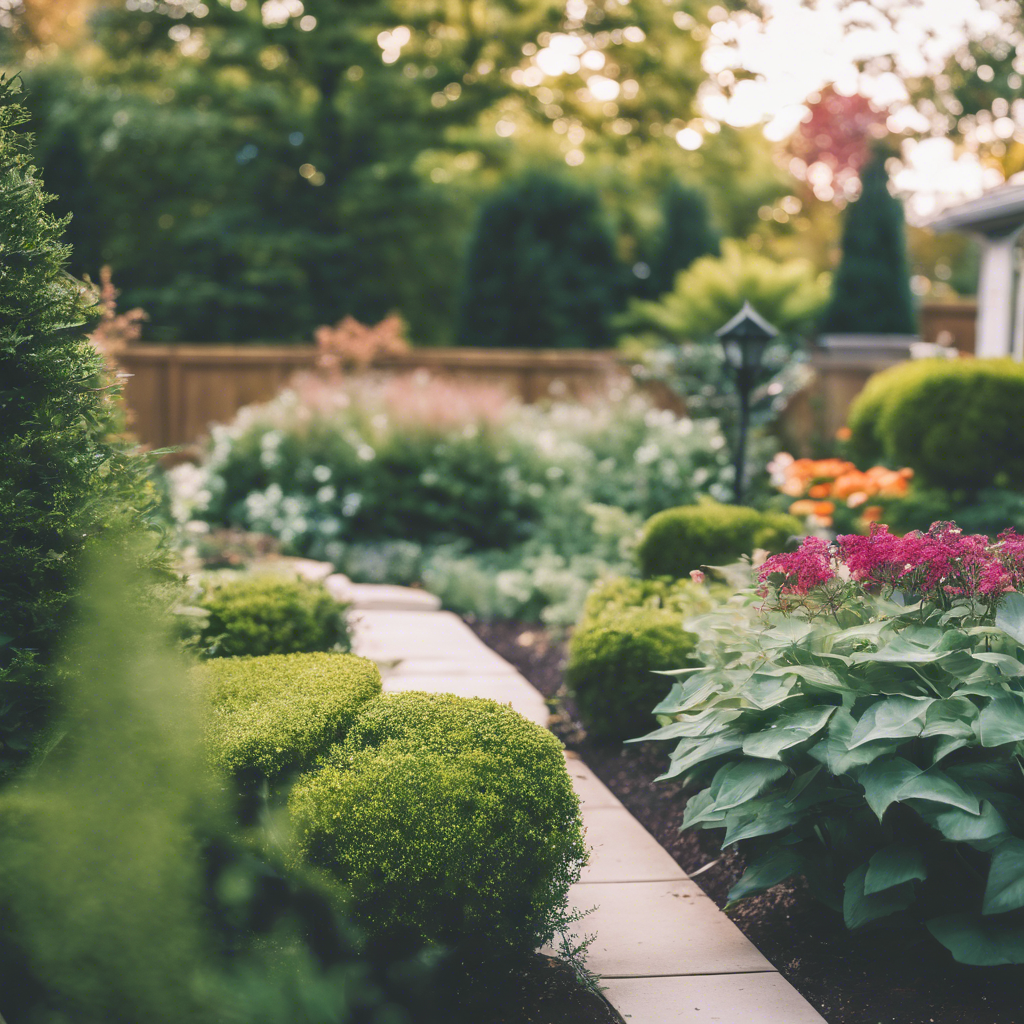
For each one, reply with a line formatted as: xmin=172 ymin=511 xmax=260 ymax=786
xmin=457 ymin=172 xmax=625 ymax=349
xmin=820 ymin=148 xmax=916 ymax=335
xmin=0 ymin=76 xmax=159 ymax=778
xmin=647 ymin=182 xmax=720 ymax=297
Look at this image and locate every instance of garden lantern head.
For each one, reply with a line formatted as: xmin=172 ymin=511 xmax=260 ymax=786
xmin=715 ymin=300 xmax=778 ymax=378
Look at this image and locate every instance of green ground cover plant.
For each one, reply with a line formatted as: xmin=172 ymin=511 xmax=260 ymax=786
xmin=197 ymin=574 xmax=351 ymax=658
xmin=578 ymin=575 xmax=712 ymax=629
xmin=289 ymin=691 xmax=588 ymax=956
xmin=198 ymin=652 xmax=381 ymax=786
xmin=637 ymin=501 xmax=801 ymax=579
xmin=644 ymin=524 xmax=1024 ymax=965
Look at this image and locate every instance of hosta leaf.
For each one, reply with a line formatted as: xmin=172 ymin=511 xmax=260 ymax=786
xmin=848 ymin=635 xmax=949 ymax=665
xmin=759 ymin=618 xmax=816 ymax=650
xmin=657 ymin=732 xmax=745 ymax=780
xmin=931 ymin=734 xmax=971 ymax=763
xmin=742 ymin=675 xmax=797 ymax=710
xmin=843 ymin=863 xmax=916 ymax=929
xmin=864 ymin=845 xmax=928 ymax=895
xmin=917 ymin=800 xmax=1009 ymax=843
xmin=808 ymin=709 xmax=899 ymax=774
xmin=629 ymin=710 xmax=740 ymax=744
xmin=920 ymin=698 xmax=977 ymax=739
xmin=983 ymin=838 xmax=1024 ymax=915
xmin=977 ymin=694 xmax=1024 ymax=747
xmin=972 ymin=652 xmax=1024 ymax=677
xmin=721 ymin=801 xmax=804 ymax=847
xmin=848 ymin=696 xmax=934 ymax=749
xmin=995 ymin=591 xmax=1024 ymax=648
xmin=728 ymin=847 xmax=805 ymax=903
xmin=680 ymin=789 xmax=722 ymax=830
xmin=707 ymin=759 xmax=790 ymax=812
xmin=927 ymin=914 xmax=1024 ymax=966
xmin=858 ymin=759 xmax=979 ymax=820
xmin=741 ymin=706 xmax=837 ymax=761
xmin=760 ymin=664 xmax=846 ymax=691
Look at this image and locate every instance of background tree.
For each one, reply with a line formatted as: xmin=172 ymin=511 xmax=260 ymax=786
xmin=820 ymin=149 xmax=917 ymax=335
xmin=645 ymin=181 xmax=719 ymax=297
xmin=458 ymin=172 xmax=624 ymax=349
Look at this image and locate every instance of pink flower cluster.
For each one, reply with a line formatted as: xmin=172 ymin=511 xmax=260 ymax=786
xmin=757 ymin=522 xmax=1024 ymax=601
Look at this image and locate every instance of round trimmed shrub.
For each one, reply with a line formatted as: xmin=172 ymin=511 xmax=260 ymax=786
xmin=636 ymin=502 xmax=801 ymax=579
xmin=288 ymin=692 xmax=587 ymax=954
xmin=200 ymin=575 xmax=350 ymax=658
xmin=847 ymin=358 xmax=1024 ymax=492
xmin=580 ymin=575 xmax=711 ymax=630
xmin=566 ymin=607 xmax=698 ymax=743
xmin=199 ymin=652 xmax=381 ymax=783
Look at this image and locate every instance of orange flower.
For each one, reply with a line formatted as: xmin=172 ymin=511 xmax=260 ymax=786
xmin=813 ymin=501 xmax=836 ymax=516
xmin=846 ymin=491 xmax=869 ymax=508
xmin=781 ymin=478 xmax=807 ymax=497
xmin=789 ymin=499 xmax=819 ymax=516
xmin=861 ymin=505 xmax=884 ymax=523
xmin=835 ymin=426 xmax=853 ymax=441
xmin=808 ymin=483 xmax=832 ymax=499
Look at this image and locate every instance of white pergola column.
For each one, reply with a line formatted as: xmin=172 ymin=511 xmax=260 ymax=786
xmin=976 ymin=227 xmax=1023 ymax=358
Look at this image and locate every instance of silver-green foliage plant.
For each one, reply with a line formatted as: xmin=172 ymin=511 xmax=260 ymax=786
xmin=644 ymin=524 xmax=1024 ymax=966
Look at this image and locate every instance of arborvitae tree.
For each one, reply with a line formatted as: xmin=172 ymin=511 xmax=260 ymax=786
xmin=457 ymin=173 xmax=625 ymax=349
xmin=820 ymin=148 xmax=916 ymax=335
xmin=647 ymin=181 xmax=720 ymax=297
xmin=0 ymin=76 xmax=160 ymax=779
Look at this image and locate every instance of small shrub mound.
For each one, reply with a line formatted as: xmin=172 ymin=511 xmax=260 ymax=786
xmin=200 ymin=653 xmax=381 ymax=783
xmin=579 ymin=575 xmax=711 ymax=629
xmin=566 ymin=607 xmax=698 ymax=743
xmin=847 ymin=358 xmax=1024 ymax=492
xmin=289 ymin=692 xmax=587 ymax=955
xmin=637 ymin=502 xmax=801 ymax=579
xmin=200 ymin=575 xmax=350 ymax=658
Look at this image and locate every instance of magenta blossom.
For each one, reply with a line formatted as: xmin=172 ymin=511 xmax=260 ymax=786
xmin=757 ymin=537 xmax=836 ymax=595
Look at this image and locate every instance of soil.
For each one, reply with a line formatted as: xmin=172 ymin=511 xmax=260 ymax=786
xmin=466 ymin=617 xmax=1024 ymax=1024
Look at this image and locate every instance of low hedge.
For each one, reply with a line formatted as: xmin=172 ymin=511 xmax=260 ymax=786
xmin=199 ymin=653 xmax=382 ymax=784
xmin=847 ymin=358 xmax=1024 ymax=492
xmin=636 ymin=502 xmax=801 ymax=579
xmin=566 ymin=607 xmax=699 ymax=743
xmin=579 ymin=575 xmax=711 ymax=629
xmin=199 ymin=575 xmax=350 ymax=659
xmin=289 ymin=692 xmax=587 ymax=954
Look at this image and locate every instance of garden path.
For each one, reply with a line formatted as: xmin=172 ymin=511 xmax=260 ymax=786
xmin=348 ymin=591 xmax=828 ymax=1024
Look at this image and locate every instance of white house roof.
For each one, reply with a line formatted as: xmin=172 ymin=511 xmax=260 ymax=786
xmin=931 ymin=177 xmax=1024 ymax=237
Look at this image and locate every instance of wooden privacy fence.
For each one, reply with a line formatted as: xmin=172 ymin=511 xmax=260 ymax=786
xmin=117 ymin=346 xmax=638 ymax=449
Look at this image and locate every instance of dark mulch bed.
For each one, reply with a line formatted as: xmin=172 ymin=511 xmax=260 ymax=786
xmin=466 ymin=617 xmax=1024 ymax=1024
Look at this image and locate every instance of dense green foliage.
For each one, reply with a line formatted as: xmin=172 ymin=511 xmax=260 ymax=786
xmin=0 ymin=76 xmax=160 ymax=778
xmin=199 ymin=575 xmax=351 ymax=658
xmin=648 ymin=548 xmax=1024 ymax=966
xmin=169 ymin=382 xmax=745 ymax=624
xmin=646 ymin=181 xmax=720 ymax=297
xmin=579 ymin=575 xmax=711 ymax=629
xmin=458 ymin=173 xmax=625 ymax=349
xmin=820 ymin=150 xmax=916 ymax=335
xmin=199 ymin=652 xmax=381 ymax=784
xmin=0 ymin=555 xmax=430 ymax=1024
xmin=567 ymin=607 xmax=699 ymax=742
xmin=847 ymin=357 xmax=1024 ymax=493
xmin=637 ymin=502 xmax=801 ymax=579
xmin=290 ymin=691 xmax=587 ymax=954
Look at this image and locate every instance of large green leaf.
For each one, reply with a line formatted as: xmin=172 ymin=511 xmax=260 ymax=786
xmin=706 ymin=759 xmax=790 ymax=812
xmin=728 ymin=847 xmax=805 ymax=903
xmin=721 ymin=803 xmax=804 ymax=846
xmin=848 ymin=696 xmax=933 ymax=749
xmin=630 ymin=710 xmax=740 ymax=743
xmin=657 ymin=732 xmax=745 ymax=781
xmin=927 ymin=914 xmax=1024 ymax=965
xmin=977 ymin=694 xmax=1024 ymax=747
xmin=916 ymin=800 xmax=1009 ymax=843
xmin=995 ymin=591 xmax=1024 ymax=648
xmin=919 ymin=697 xmax=978 ymax=739
xmin=972 ymin=652 xmax=1024 ymax=677
xmin=848 ymin=633 xmax=948 ymax=665
xmin=983 ymin=838 xmax=1024 ymax=915
xmin=858 ymin=758 xmax=980 ymax=820
xmin=741 ymin=706 xmax=837 ymax=761
xmin=809 ymin=709 xmax=900 ymax=774
xmin=843 ymin=863 xmax=916 ymax=929
xmin=742 ymin=675 xmax=798 ymax=710
xmin=863 ymin=844 xmax=927 ymax=895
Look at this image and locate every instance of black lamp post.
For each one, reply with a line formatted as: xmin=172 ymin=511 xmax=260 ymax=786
xmin=715 ymin=301 xmax=777 ymax=505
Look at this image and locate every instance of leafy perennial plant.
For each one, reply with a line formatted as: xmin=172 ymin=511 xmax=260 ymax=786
xmin=647 ymin=523 xmax=1024 ymax=965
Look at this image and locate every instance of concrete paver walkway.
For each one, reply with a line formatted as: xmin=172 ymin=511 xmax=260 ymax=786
xmin=350 ymin=600 xmax=828 ymax=1024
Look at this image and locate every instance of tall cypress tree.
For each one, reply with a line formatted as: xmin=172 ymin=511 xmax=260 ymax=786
xmin=0 ymin=76 xmax=159 ymax=778
xmin=820 ymin=148 xmax=916 ymax=335
xmin=457 ymin=172 xmax=625 ymax=349
xmin=647 ymin=181 xmax=720 ymax=297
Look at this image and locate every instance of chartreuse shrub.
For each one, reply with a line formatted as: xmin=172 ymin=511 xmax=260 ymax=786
xmin=646 ymin=524 xmax=1024 ymax=966
xmin=199 ymin=575 xmax=350 ymax=658
xmin=289 ymin=692 xmax=588 ymax=955
xmin=847 ymin=358 xmax=1024 ymax=493
xmin=199 ymin=653 xmax=381 ymax=785
xmin=578 ymin=575 xmax=711 ymax=629
xmin=567 ymin=607 xmax=699 ymax=743
xmin=0 ymin=76 xmax=163 ymax=778
xmin=637 ymin=501 xmax=801 ymax=579
xmin=0 ymin=552 xmax=430 ymax=1024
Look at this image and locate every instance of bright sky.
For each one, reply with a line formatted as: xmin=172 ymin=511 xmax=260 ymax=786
xmin=700 ymin=0 xmax=1012 ymax=219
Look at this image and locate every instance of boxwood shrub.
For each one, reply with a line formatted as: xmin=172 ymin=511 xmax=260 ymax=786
xmin=847 ymin=358 xmax=1024 ymax=493
xmin=288 ymin=692 xmax=587 ymax=955
xmin=566 ymin=607 xmax=698 ymax=743
xmin=637 ymin=502 xmax=801 ymax=579
xmin=199 ymin=653 xmax=381 ymax=785
xmin=199 ymin=575 xmax=350 ymax=658
xmin=579 ymin=575 xmax=711 ymax=629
